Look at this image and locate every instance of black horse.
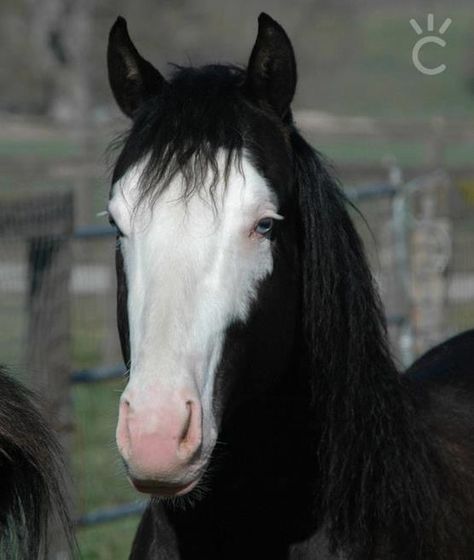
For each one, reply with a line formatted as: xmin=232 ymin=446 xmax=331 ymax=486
xmin=106 ymin=13 xmax=474 ymax=559
xmin=0 ymin=367 xmax=74 ymax=559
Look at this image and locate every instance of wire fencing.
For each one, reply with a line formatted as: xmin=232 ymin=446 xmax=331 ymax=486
xmin=0 ymin=169 xmax=473 ymax=528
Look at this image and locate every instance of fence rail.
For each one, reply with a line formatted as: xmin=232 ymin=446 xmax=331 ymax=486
xmin=71 ymin=362 xmax=126 ymax=384
xmin=76 ymin=501 xmax=147 ymax=528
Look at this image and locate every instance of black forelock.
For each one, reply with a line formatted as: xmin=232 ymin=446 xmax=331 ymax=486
xmin=110 ymin=63 xmax=293 ymax=209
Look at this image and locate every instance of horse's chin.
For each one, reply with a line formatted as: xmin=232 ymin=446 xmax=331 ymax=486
xmin=123 ymin=434 xmax=217 ymax=498
xmin=129 ymin=475 xmax=201 ymax=497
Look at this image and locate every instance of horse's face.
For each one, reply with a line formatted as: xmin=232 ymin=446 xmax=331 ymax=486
xmin=107 ymin=14 xmax=297 ymax=497
xmin=110 ymin=154 xmax=292 ymax=495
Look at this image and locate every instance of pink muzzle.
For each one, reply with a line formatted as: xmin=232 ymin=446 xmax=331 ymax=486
xmin=116 ymin=385 xmax=203 ymax=495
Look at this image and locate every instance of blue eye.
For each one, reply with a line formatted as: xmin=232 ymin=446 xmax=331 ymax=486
xmin=255 ymin=218 xmax=274 ymax=237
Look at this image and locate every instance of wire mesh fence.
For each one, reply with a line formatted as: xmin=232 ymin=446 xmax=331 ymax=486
xmin=0 ymin=169 xmax=473 ymax=529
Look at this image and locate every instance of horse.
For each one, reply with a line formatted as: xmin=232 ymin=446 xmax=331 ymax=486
xmin=106 ymin=13 xmax=474 ymax=559
xmin=0 ymin=366 xmax=75 ymax=559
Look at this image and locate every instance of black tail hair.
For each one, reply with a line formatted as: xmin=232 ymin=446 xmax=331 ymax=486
xmin=0 ymin=367 xmax=76 ymax=559
xmin=292 ymin=130 xmax=472 ymax=559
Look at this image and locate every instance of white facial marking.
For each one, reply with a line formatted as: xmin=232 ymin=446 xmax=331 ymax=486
xmin=109 ymin=152 xmax=280 ymax=457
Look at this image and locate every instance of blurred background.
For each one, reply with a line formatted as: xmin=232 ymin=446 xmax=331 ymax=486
xmin=0 ymin=0 xmax=473 ymax=558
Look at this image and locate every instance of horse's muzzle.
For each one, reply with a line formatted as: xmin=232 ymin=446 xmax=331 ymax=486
xmin=116 ymin=386 xmax=204 ymax=496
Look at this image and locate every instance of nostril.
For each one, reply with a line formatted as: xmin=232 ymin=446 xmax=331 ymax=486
xmin=119 ymin=394 xmax=131 ymax=418
xmin=178 ymin=400 xmax=202 ymax=460
xmin=117 ymin=398 xmax=132 ymax=461
xmin=120 ymin=396 xmax=131 ymax=418
xmin=179 ymin=401 xmax=193 ymax=445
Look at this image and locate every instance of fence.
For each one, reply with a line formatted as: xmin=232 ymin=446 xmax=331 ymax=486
xmin=0 ymin=168 xmax=471 ymax=533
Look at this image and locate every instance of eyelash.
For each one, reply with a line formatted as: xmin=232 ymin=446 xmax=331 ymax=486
xmin=108 ymin=216 xmax=124 ymax=237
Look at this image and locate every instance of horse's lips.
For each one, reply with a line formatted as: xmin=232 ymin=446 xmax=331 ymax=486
xmin=129 ymin=476 xmax=200 ymax=497
xmin=122 ymin=440 xmax=215 ymax=498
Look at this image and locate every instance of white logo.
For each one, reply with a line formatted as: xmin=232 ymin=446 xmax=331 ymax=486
xmin=410 ymin=14 xmax=452 ymax=75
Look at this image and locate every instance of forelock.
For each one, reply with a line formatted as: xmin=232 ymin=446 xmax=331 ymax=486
xmin=110 ymin=64 xmax=249 ymax=209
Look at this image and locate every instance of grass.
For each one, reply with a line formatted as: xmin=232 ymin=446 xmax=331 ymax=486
xmin=73 ymin=380 xmax=131 ymax=510
xmin=73 ymin=380 xmax=143 ymax=559
xmin=77 ymin=517 xmax=141 ymax=560
xmin=72 ymin=298 xmax=110 ymax=369
xmin=70 ymin=296 xmax=139 ymax=556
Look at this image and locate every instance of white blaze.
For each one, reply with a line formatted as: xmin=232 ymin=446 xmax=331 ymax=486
xmin=109 ymin=152 xmax=280 ymax=455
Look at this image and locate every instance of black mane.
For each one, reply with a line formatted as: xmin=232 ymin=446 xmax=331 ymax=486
xmin=291 ymin=133 xmax=472 ymax=558
xmin=0 ymin=367 xmax=76 ymax=558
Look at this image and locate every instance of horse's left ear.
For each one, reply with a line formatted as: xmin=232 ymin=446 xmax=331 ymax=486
xmin=245 ymin=13 xmax=297 ymax=120
xmin=107 ymin=16 xmax=166 ymax=118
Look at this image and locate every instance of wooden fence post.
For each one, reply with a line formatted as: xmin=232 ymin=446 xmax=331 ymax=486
xmin=0 ymin=190 xmax=74 ymax=559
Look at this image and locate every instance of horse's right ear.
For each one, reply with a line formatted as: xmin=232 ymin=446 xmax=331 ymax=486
xmin=107 ymin=17 xmax=166 ymax=118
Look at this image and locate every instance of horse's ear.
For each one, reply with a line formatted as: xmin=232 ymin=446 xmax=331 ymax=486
xmin=245 ymin=13 xmax=297 ymax=119
xmin=107 ymin=16 xmax=166 ymax=118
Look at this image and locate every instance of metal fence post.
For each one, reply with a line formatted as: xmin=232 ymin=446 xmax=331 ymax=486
xmin=407 ymin=173 xmax=452 ymax=357
xmin=389 ymin=166 xmax=415 ymax=367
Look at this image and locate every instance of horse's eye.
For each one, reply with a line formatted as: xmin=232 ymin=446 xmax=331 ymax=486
xmin=109 ymin=216 xmax=124 ymax=237
xmin=255 ymin=218 xmax=274 ymax=238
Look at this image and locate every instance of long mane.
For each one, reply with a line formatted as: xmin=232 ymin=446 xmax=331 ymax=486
xmin=0 ymin=367 xmax=76 ymax=558
xmin=292 ymin=130 xmax=471 ymax=559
